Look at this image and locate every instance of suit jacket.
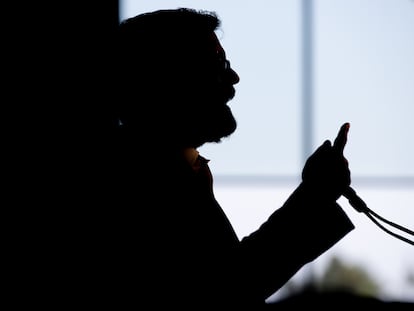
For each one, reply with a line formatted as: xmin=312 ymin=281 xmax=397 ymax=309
xmin=16 ymin=144 xmax=353 ymax=310
xmin=82 ymin=147 xmax=354 ymax=309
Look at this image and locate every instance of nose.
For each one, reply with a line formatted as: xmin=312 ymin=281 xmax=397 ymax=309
xmin=229 ymin=67 xmax=240 ymax=85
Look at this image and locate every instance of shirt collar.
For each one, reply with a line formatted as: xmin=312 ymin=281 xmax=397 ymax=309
xmin=182 ymin=148 xmax=200 ymax=170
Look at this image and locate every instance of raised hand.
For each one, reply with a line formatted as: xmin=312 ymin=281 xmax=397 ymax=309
xmin=301 ymin=123 xmax=351 ymax=202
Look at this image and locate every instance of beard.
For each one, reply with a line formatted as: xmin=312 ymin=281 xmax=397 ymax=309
xmin=207 ymin=104 xmax=237 ymax=142
xmin=157 ymin=82 xmax=238 ymax=148
xmin=196 ymin=84 xmax=238 ymax=144
xmin=190 ymin=103 xmax=237 ymax=147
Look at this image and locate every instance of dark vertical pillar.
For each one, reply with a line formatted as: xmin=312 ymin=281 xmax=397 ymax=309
xmin=301 ymin=0 xmax=313 ymax=164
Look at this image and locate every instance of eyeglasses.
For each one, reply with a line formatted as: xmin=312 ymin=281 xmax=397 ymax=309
xmin=217 ymin=57 xmax=231 ymax=72
xmin=214 ymin=47 xmax=229 ymax=70
xmin=222 ymin=59 xmax=231 ymax=71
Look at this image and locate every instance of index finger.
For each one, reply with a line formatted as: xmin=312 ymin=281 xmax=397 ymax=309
xmin=333 ymin=122 xmax=350 ymax=154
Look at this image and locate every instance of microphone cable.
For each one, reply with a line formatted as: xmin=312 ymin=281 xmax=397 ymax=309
xmin=343 ymin=187 xmax=414 ymax=246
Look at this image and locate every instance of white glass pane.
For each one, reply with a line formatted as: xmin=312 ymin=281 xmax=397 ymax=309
xmin=314 ymin=0 xmax=414 ymax=177
xmin=120 ymin=0 xmax=302 ymax=176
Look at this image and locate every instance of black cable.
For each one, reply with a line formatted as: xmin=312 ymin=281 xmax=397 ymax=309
xmin=364 ymin=211 xmax=414 ymax=246
xmin=343 ymin=187 xmax=414 ymax=246
xmin=364 ymin=205 xmax=414 ymax=236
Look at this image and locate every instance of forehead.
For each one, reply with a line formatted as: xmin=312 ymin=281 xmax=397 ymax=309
xmin=209 ymin=32 xmax=225 ymax=56
xmin=181 ymin=31 xmax=226 ymax=66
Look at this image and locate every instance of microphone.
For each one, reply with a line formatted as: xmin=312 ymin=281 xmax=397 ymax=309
xmin=342 ymin=187 xmax=368 ymax=213
xmin=331 ymin=123 xmax=413 ymax=245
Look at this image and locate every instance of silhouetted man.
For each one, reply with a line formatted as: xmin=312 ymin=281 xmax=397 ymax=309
xmin=96 ymin=8 xmax=355 ymax=310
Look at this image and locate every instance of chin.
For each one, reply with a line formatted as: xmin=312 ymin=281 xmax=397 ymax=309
xmin=207 ymin=109 xmax=237 ymax=143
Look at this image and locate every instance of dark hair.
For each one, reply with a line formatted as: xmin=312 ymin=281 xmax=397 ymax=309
xmin=119 ymin=8 xmax=220 ymax=35
xmin=117 ymin=8 xmax=220 ymax=79
xmin=115 ymin=8 xmax=222 ymax=131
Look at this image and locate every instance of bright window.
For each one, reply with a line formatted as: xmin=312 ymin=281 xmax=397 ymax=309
xmin=121 ymin=0 xmax=414 ymax=302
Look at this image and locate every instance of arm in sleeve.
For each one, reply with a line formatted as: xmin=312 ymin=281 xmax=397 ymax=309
xmin=236 ymin=182 xmax=355 ymax=301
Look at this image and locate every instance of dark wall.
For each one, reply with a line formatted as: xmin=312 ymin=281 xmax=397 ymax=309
xmin=7 ymin=2 xmax=120 ymax=307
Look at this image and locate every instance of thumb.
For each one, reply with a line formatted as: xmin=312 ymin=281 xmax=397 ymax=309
xmin=317 ymin=139 xmax=332 ymax=152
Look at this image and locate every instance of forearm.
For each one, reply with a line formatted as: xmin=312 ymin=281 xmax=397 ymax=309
xmin=237 ymin=182 xmax=354 ymax=300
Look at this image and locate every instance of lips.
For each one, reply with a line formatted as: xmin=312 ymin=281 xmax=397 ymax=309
xmin=222 ymin=86 xmax=235 ymax=103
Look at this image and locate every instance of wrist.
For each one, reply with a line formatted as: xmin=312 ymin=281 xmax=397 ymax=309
xmin=297 ymin=181 xmax=339 ymax=204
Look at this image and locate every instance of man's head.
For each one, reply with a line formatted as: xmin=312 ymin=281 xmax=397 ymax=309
xmin=116 ymin=8 xmax=240 ymax=148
